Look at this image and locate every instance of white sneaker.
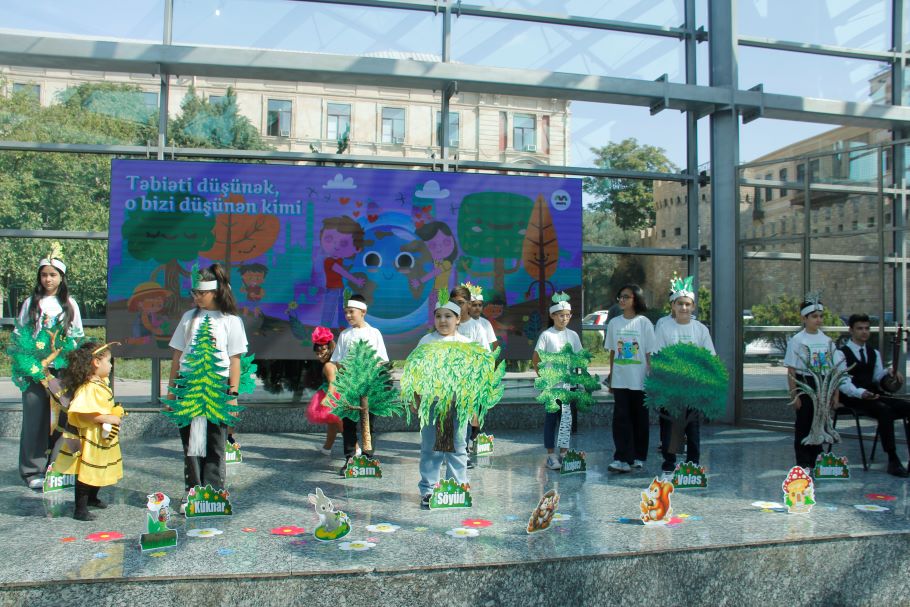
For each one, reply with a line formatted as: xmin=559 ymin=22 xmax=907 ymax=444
xmin=608 ymin=460 xmax=631 ymax=473
xmin=27 ymin=477 xmax=44 ymax=490
xmin=660 ymin=471 xmax=675 ymax=482
xmin=355 ymin=447 xmax=362 ymax=457
xmin=633 ymin=460 xmax=645 ymax=469
xmin=546 ymin=455 xmax=562 ymax=470
xmin=319 ymin=446 xmax=332 ymax=456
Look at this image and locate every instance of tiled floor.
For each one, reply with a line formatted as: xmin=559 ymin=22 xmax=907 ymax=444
xmin=1 ymin=425 xmax=908 ymax=584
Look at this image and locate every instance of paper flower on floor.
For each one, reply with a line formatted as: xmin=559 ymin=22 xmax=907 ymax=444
xmin=401 ymin=341 xmax=505 ymax=451
xmin=338 ymin=540 xmax=376 ymax=551
xmin=327 ymin=340 xmax=405 ymax=453
xmin=271 ymin=526 xmax=307 ymax=536
xmin=149 ymin=551 xmax=167 ymax=558
xmin=186 ymin=528 xmax=223 ymax=539
xmin=552 ymin=513 xmax=572 ymax=521
xmin=85 ymin=531 xmax=123 ymax=542
xmin=217 ymin=547 xmax=236 ymax=555
xmin=534 ymin=344 xmax=599 ymax=412
xmin=864 ymin=493 xmax=896 ymax=501
xmin=445 ymin=527 xmax=480 ymax=538
xmin=241 ymin=527 xmax=257 ymax=533
xmin=751 ymin=501 xmax=784 ymax=510
xmin=60 ymin=536 xmax=76 ymax=543
xmin=461 ymin=518 xmax=492 ymax=528
xmin=854 ymin=504 xmax=889 ymax=512
xmin=162 ymin=316 xmax=245 ymax=427
xmin=365 ymin=523 xmax=400 ymax=533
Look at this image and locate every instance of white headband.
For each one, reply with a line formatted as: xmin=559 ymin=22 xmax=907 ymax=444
xmin=38 ymin=258 xmax=66 ymax=274
xmin=800 ymin=303 xmax=824 ymax=317
xmin=346 ymin=300 xmax=367 ymax=311
xmin=436 ymin=301 xmax=463 ymax=316
xmin=669 ymin=290 xmax=695 ymax=303
xmin=549 ymin=301 xmax=571 ymax=314
xmin=470 ymin=293 xmax=483 ymax=302
xmin=195 ymin=280 xmax=218 ymax=291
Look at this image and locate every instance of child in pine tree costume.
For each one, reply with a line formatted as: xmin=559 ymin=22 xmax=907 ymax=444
xmin=652 ymin=276 xmax=719 ymax=480
xmin=165 ymin=264 xmax=250 ymax=505
xmin=329 ymin=295 xmax=390 ymax=474
xmin=533 ymin=293 xmax=595 ymax=470
xmin=452 ymin=283 xmax=492 ymax=468
xmin=53 ymin=342 xmax=123 ymax=520
xmin=401 ymin=290 xmax=505 ymax=509
xmin=10 ymin=246 xmax=84 ymax=489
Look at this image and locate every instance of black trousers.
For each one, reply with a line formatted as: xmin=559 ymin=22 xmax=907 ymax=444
xmin=342 ymin=414 xmax=376 ymax=459
xmin=840 ymin=395 xmax=910 ymax=457
xmin=179 ymin=420 xmax=227 ymax=491
xmin=19 ymin=379 xmax=52 ymax=483
xmin=612 ymin=388 xmax=649 ymax=464
xmin=659 ymin=409 xmax=701 ymax=471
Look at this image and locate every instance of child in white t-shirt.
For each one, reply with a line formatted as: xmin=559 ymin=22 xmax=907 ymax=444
xmin=605 ymin=284 xmax=655 ymax=473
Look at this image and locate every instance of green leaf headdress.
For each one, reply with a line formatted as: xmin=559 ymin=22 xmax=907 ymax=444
xmin=463 ymin=281 xmax=483 ymax=302
xmin=437 ymin=288 xmax=462 ymax=315
xmin=549 ymin=291 xmax=571 ymax=314
xmin=669 ymin=274 xmax=695 ymax=302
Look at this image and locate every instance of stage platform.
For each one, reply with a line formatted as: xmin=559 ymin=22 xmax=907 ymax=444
xmin=1 ymin=426 xmax=908 ymax=606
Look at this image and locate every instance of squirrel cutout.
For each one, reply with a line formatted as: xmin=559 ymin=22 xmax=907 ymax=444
xmin=640 ymin=478 xmax=674 ymax=524
xmin=308 ymin=487 xmax=352 ymax=541
xmin=527 ymin=489 xmax=560 ymax=533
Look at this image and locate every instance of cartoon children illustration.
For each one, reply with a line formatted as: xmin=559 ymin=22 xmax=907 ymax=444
xmin=320 ymin=216 xmax=366 ymax=329
xmin=411 ymin=222 xmax=458 ymax=323
xmin=239 ymin=263 xmax=268 ymax=303
xmin=126 ymin=281 xmax=171 ymax=347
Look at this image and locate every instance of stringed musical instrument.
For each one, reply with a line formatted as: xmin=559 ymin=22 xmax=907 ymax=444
xmin=880 ymin=323 xmax=905 ymax=393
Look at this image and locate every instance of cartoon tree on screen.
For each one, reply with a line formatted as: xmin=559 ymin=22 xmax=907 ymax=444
xmin=534 ymin=344 xmax=599 ymax=413
xmin=644 ymin=343 xmax=729 ymax=453
xmin=327 ymin=340 xmax=404 ymax=453
xmin=457 ymin=192 xmax=534 ymax=304
xmin=522 ymin=193 xmax=560 ymax=325
xmin=121 ymin=190 xmax=216 ymax=315
xmin=162 ymin=316 xmax=244 ymax=427
xmin=201 ymin=193 xmax=280 ymax=279
xmin=400 ymin=341 xmax=505 ymax=452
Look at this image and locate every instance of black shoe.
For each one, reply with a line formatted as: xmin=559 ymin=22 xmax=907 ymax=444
xmin=339 ymin=458 xmax=352 ymax=477
xmin=420 ymin=494 xmax=431 ymax=509
xmin=467 ymin=457 xmax=476 ymax=470
xmin=887 ymin=460 xmax=909 ymax=478
xmin=88 ymin=498 xmax=108 ymax=509
xmin=73 ymin=509 xmax=96 ymax=521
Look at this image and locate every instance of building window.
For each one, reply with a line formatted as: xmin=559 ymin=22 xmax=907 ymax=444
xmin=796 ymin=163 xmax=806 ymax=183
xmin=499 ymin=111 xmax=508 ymax=152
xmin=209 ymin=95 xmax=225 ymax=105
xmin=852 ymin=220 xmax=858 ymax=230
xmin=661 ymin=229 xmax=666 ymax=238
xmin=867 ymin=216 xmax=875 ymax=227
xmin=267 ymin=99 xmax=292 ymax=137
xmin=809 ymin=158 xmax=820 ymax=182
xmin=327 ymin=103 xmax=351 ymax=141
xmin=142 ymin=92 xmax=159 ymax=112
xmin=12 ymin=83 xmax=40 ymax=100
xmin=513 ymin=113 xmax=536 ymax=151
xmin=825 ymin=226 xmax=831 ymax=233
xmin=765 ymin=173 xmax=773 ymax=200
xmin=780 ymin=219 xmax=786 ymax=235
xmin=778 ymin=168 xmax=788 ymax=197
xmin=541 ymin=115 xmax=550 ymax=155
xmin=837 ymin=224 xmax=843 ymax=232
xmin=674 ymin=227 xmax=681 ymax=236
xmin=381 ymin=107 xmax=405 ymax=144
xmin=885 ymin=213 xmax=891 ymax=224
xmin=435 ymin=111 xmax=459 ymax=148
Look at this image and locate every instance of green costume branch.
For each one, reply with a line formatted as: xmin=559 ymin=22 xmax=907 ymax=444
xmin=8 ymin=316 xmax=81 ymax=391
xmin=534 ymin=344 xmax=599 ymax=412
xmin=644 ymin=343 xmax=729 ymax=452
xmin=162 ymin=316 xmax=245 ymax=427
xmin=400 ymin=342 xmax=505 ymax=452
xmin=327 ymin=340 xmax=404 ymax=453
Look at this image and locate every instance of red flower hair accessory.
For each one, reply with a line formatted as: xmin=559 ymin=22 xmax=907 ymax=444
xmin=312 ymin=326 xmax=334 ymax=345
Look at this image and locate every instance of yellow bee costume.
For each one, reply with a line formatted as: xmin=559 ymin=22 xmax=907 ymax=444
xmin=53 ymin=379 xmax=123 ymax=487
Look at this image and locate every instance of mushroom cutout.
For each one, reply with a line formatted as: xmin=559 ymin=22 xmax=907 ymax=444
xmin=782 ymin=466 xmax=815 ymax=514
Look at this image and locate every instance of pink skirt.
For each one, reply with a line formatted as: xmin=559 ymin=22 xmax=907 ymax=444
xmin=306 ymin=389 xmax=341 ymax=425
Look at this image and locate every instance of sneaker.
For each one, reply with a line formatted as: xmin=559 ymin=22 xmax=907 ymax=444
xmin=355 ymin=447 xmax=362 ymax=457
xmin=179 ymin=499 xmax=188 ymax=514
xmin=467 ymin=456 xmax=476 ymax=470
xmin=319 ymin=446 xmax=332 ymax=456
xmin=546 ymin=455 xmax=562 ymax=470
xmin=339 ymin=458 xmax=352 ymax=477
xmin=633 ymin=460 xmax=645 ymax=469
xmin=660 ymin=471 xmax=675 ymax=483
xmin=27 ymin=477 xmax=44 ymax=490
xmin=608 ymin=460 xmax=632 ymax=473
xmin=420 ymin=493 xmax=432 ymax=509
xmin=467 ymin=439 xmax=476 ymax=455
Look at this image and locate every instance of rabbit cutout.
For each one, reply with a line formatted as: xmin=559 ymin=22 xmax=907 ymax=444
xmin=308 ymin=487 xmax=352 ymax=541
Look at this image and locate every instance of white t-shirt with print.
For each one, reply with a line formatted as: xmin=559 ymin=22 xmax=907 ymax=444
xmin=783 ymin=329 xmax=844 ymax=374
xmin=331 ymin=324 xmax=389 ymax=362
xmin=18 ymin=295 xmax=84 ymax=337
xmin=605 ymin=314 xmax=656 ymax=390
xmin=169 ymin=309 xmax=248 ymax=377
xmin=655 ymin=317 xmax=715 ymax=354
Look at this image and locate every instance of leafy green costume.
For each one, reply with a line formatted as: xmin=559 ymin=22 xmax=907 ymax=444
xmin=534 ymin=344 xmax=600 ymax=412
xmin=8 ymin=316 xmax=81 ymax=391
xmin=400 ymin=341 xmax=505 ymax=452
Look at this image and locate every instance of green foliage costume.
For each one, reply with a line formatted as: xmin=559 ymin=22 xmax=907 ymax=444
xmin=644 ymin=342 xmax=729 ymax=422
xmin=534 ymin=344 xmax=600 ymax=412
xmin=8 ymin=316 xmax=81 ymax=392
xmin=400 ymin=341 xmax=505 ymax=451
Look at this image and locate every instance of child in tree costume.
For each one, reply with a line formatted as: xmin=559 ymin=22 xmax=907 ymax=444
xmin=533 ymin=292 xmax=598 ymax=470
xmin=401 ymin=290 xmax=505 ymax=508
xmin=10 ymin=245 xmax=85 ymax=489
xmin=165 ymin=263 xmax=253 ymax=501
xmin=647 ymin=275 xmax=727 ymax=478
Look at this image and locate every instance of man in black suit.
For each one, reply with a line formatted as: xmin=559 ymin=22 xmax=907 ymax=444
xmin=839 ymin=314 xmax=910 ymax=477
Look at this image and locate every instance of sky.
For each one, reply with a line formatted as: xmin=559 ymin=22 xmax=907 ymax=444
xmin=1 ymin=0 xmax=897 ymax=168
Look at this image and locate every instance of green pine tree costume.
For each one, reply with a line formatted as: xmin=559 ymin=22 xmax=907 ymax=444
xmin=644 ymin=342 xmax=729 ymax=452
xmin=162 ymin=316 xmax=246 ymax=427
xmin=327 ymin=340 xmax=404 ymax=453
xmin=400 ymin=342 xmax=505 ymax=452
xmin=534 ymin=344 xmax=600 ymax=412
